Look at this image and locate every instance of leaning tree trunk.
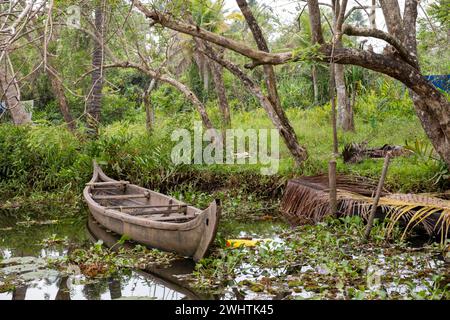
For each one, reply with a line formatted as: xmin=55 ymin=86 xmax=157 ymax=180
xmin=87 ymin=5 xmax=105 ymax=135
xmin=195 ymin=39 xmax=231 ymax=129
xmin=209 ymin=59 xmax=231 ymax=128
xmin=236 ymin=0 xmax=308 ymax=164
xmin=412 ymin=92 xmax=450 ymax=166
xmin=48 ymin=68 xmax=76 ymax=131
xmin=0 ymin=57 xmax=31 ymax=124
xmin=202 ymin=45 xmax=309 ymax=166
xmin=378 ymin=0 xmax=450 ymax=165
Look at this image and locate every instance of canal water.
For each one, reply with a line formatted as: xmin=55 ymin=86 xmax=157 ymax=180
xmin=0 ymin=212 xmax=213 ymax=300
xmin=1 ymin=210 xmax=448 ymax=300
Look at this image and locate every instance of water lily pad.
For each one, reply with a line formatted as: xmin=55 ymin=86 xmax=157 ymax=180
xmin=20 ymin=269 xmax=60 ymax=281
xmin=0 ymin=257 xmax=44 ymax=267
xmin=1 ymin=264 xmax=40 ymax=275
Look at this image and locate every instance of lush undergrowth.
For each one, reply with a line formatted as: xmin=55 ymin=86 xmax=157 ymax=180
xmin=0 ymin=89 xmax=448 ymax=218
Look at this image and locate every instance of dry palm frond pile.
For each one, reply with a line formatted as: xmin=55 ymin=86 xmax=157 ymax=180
xmin=280 ymin=176 xmax=450 ymax=242
xmin=342 ymin=142 xmax=411 ymax=163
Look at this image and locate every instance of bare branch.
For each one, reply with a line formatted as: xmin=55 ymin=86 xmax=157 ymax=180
xmin=342 ymin=24 xmax=417 ymax=67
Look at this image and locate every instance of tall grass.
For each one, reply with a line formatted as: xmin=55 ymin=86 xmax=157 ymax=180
xmin=0 ymin=87 xmax=446 ymax=200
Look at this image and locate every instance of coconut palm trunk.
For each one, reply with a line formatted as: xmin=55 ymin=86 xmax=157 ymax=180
xmin=143 ymin=78 xmax=156 ymax=132
xmin=87 ymin=4 xmax=105 ymax=135
xmin=209 ymin=59 xmax=230 ymax=128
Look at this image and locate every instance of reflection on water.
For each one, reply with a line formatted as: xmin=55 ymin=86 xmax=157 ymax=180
xmin=0 ymin=270 xmax=188 ymax=300
xmin=0 ymin=214 xmax=205 ymax=300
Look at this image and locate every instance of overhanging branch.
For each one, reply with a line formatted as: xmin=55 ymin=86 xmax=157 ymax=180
xmin=131 ymin=0 xmax=441 ymax=101
xmin=342 ymin=24 xmax=417 ymax=67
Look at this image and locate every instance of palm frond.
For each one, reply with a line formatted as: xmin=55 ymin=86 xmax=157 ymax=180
xmin=281 ymin=177 xmax=449 ymax=244
xmin=379 ymin=194 xmax=450 ymax=242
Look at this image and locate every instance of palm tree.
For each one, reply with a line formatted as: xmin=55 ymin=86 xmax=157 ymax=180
xmin=167 ymin=0 xmax=231 ymax=128
xmin=87 ymin=1 xmax=106 ymax=136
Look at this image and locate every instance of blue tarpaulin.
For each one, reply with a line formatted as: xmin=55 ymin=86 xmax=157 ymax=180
xmin=0 ymin=101 xmax=6 ymax=113
xmin=424 ymin=75 xmax=450 ymax=92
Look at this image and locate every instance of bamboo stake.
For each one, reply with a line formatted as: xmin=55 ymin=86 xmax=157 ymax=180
xmin=329 ymin=159 xmax=337 ymax=215
xmin=364 ymin=152 xmax=391 ymax=241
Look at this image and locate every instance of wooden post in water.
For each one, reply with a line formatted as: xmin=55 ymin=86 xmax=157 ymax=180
xmin=328 ymin=158 xmax=337 ymax=215
xmin=364 ymin=152 xmax=391 ymax=241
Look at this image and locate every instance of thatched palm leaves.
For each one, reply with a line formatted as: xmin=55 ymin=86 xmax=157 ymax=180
xmin=281 ymin=176 xmax=450 ymax=244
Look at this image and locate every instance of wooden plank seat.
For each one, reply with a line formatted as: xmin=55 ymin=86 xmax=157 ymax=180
xmin=105 ymin=203 xmax=188 ymax=216
xmin=148 ymin=214 xmax=196 ymax=222
xmin=92 ymin=192 xmax=150 ymax=200
xmin=87 ymin=181 xmax=129 ymax=186
xmin=106 ymin=204 xmax=185 ymax=210
xmin=125 ymin=206 xmax=187 ymax=216
xmin=87 ymin=181 xmax=129 ymax=191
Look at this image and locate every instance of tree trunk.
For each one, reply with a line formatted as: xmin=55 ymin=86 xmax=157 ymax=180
xmin=333 ymin=2 xmax=353 ymax=132
xmin=378 ymin=0 xmax=450 ymax=166
xmin=195 ymin=39 xmax=231 ymax=129
xmin=87 ymin=4 xmax=105 ymax=135
xmin=48 ymin=68 xmax=76 ymax=131
xmin=311 ymin=64 xmax=319 ymax=105
xmin=209 ymin=59 xmax=231 ymax=128
xmin=0 ymin=56 xmax=31 ymax=124
xmin=330 ymin=63 xmax=339 ymax=155
xmin=236 ymin=0 xmax=307 ymax=164
xmin=335 ymin=63 xmax=354 ymax=131
xmin=412 ymin=93 xmax=450 ymax=165
xmin=143 ymin=78 xmax=156 ymax=132
xmin=335 ymin=63 xmax=353 ymax=131
xmin=202 ymin=46 xmax=308 ymax=165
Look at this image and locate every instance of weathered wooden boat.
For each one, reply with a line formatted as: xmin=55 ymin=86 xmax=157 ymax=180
xmin=83 ymin=162 xmax=220 ymax=261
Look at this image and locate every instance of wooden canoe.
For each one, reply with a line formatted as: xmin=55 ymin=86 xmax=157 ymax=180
xmin=83 ymin=162 xmax=220 ymax=261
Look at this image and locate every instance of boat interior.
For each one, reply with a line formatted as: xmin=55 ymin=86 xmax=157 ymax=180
xmin=87 ymin=180 xmax=199 ymax=223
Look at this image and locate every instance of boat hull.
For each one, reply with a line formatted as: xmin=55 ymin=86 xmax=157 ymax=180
xmin=83 ymin=162 xmax=220 ymax=261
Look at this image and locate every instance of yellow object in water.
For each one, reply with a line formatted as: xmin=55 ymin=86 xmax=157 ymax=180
xmin=226 ymin=239 xmax=269 ymax=248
